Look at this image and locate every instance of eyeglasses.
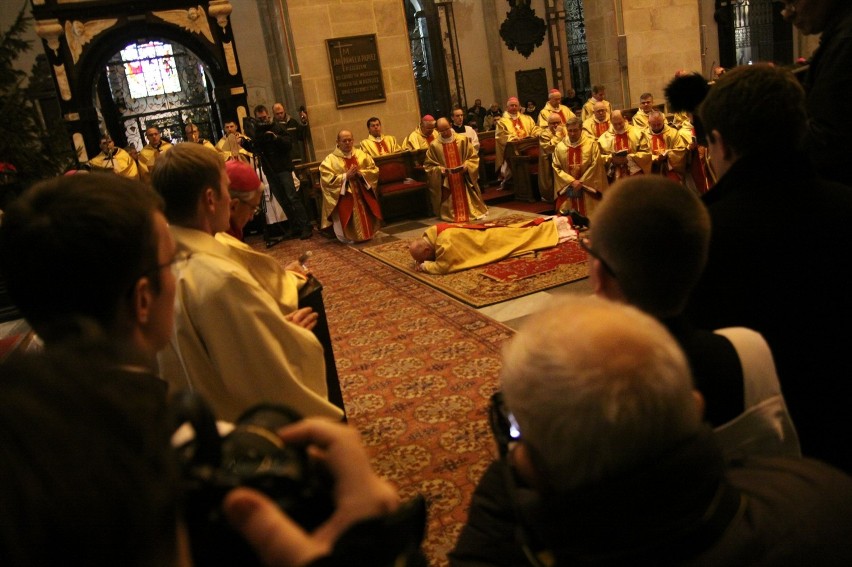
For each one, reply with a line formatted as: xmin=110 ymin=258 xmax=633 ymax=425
xmin=237 ymin=199 xmax=262 ymax=216
xmin=488 ymin=391 xmax=522 ymax=459
xmin=578 ymin=236 xmax=617 ymax=278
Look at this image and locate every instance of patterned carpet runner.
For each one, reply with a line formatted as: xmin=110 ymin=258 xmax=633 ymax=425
xmin=255 ymin=234 xmax=513 ymax=566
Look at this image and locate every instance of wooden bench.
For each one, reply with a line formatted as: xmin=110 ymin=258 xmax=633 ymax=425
xmin=478 ymin=130 xmax=498 ymax=187
xmin=374 ymin=151 xmax=431 ymax=222
xmin=296 ymin=152 xmax=431 ymax=225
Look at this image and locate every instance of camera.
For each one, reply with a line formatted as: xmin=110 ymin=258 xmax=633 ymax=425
xmin=173 ymin=393 xmax=335 ymax=566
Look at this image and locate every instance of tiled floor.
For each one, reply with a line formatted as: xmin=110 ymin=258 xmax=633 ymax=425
xmin=350 ymin=205 xmax=593 ymax=330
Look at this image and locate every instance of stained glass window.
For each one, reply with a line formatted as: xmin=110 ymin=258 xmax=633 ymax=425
xmin=119 ymin=41 xmax=182 ymax=99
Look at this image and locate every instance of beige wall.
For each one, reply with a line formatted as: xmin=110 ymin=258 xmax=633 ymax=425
xmin=270 ymin=0 xmax=421 ymax=157
xmin=455 ymin=0 xmax=496 ymax=109
xmin=583 ymin=0 xmax=625 ymax=109
xmin=621 ymin=0 xmax=702 ymax=107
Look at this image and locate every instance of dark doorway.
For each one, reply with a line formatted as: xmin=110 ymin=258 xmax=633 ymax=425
xmin=563 ymin=0 xmax=591 ymax=100
xmin=404 ymin=0 xmax=452 ymax=119
xmin=716 ymin=0 xmax=792 ymax=68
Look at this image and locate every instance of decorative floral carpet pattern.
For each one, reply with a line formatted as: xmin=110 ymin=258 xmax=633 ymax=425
xmin=361 ymin=233 xmax=589 ymax=308
xmin=253 ymin=234 xmax=513 ymax=566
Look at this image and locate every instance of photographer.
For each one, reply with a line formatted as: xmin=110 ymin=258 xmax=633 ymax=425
xmin=223 ymin=418 xmax=410 ymax=566
xmin=251 ymin=105 xmax=313 ymax=240
xmin=0 ymin=344 xmax=418 ymax=566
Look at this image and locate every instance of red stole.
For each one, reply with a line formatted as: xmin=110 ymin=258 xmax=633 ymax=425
xmin=442 ymin=141 xmax=471 ymax=222
xmin=649 ymin=132 xmax=681 ymax=182
xmin=336 ymin=155 xmax=382 ymax=236
xmin=555 ymin=144 xmax=588 ymax=215
xmin=594 ymin=120 xmax=610 ymax=138
xmin=511 ymin=117 xmax=527 ymax=138
xmin=373 ymin=139 xmax=390 ymax=155
xmin=649 ymin=132 xmax=668 ymax=155
xmin=613 ymin=132 xmax=631 ymax=178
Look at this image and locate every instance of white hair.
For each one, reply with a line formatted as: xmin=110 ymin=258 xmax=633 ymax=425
xmin=500 ymin=296 xmax=699 ymax=492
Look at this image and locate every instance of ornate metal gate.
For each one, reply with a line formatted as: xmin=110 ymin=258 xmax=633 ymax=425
xmin=99 ymin=39 xmax=220 ymax=151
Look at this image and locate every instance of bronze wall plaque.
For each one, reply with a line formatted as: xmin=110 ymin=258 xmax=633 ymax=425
xmin=326 ymin=34 xmax=386 ymax=108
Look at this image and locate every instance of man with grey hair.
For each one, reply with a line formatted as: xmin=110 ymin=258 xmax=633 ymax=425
xmin=450 ymin=296 xmax=852 ymax=566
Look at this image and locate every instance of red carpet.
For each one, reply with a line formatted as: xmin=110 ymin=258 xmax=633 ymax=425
xmin=252 ymin=233 xmax=512 ymax=566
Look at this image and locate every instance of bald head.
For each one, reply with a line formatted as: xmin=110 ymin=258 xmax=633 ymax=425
xmin=611 ymin=110 xmax=626 ymax=133
xmin=436 ymin=117 xmax=454 ymax=140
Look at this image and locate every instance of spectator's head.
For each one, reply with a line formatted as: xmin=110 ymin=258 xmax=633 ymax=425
xmin=565 ymin=87 xmax=576 ymax=98
xmin=367 ymin=117 xmax=382 ymax=136
xmin=272 ymin=102 xmax=286 ymax=122
xmin=224 ymin=120 xmax=240 ymax=135
xmin=639 ymin=93 xmax=654 ymax=112
xmin=409 ymin=237 xmax=436 ymax=262
xmin=586 ymin=176 xmax=710 ymax=317
xmin=420 ymin=115 xmax=436 ymax=136
xmin=500 ymin=295 xmax=701 ymax=494
xmin=152 ymin=142 xmax=230 ymax=234
xmin=253 ymin=105 xmax=270 ymax=124
xmin=0 ymin=345 xmax=181 ymax=566
xmin=225 ymin=160 xmax=263 ymax=231
xmin=525 ymin=100 xmax=537 ymax=113
xmin=474 ymin=98 xmax=482 ymax=107
xmin=436 ymin=117 xmax=454 ymax=141
xmin=780 ymin=0 xmax=844 ymax=34
xmin=145 ymin=126 xmax=161 ymax=146
xmin=592 ymin=85 xmax=606 ymax=101
xmin=699 ymin=64 xmax=806 ymax=177
xmin=0 ymin=174 xmax=174 ymax=360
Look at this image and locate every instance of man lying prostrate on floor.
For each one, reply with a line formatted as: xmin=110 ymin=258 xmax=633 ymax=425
xmin=586 ymin=176 xmax=799 ymax=461
xmin=409 ymin=216 xmax=577 ymax=275
xmin=449 ymin=296 xmax=852 ymax=567
xmin=152 ymin=143 xmax=343 ymax=422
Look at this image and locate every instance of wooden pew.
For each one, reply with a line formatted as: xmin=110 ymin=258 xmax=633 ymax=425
xmin=373 ymin=151 xmax=431 ymax=222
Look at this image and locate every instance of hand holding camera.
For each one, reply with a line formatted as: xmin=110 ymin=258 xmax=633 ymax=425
xmin=224 ymin=419 xmax=401 ymax=566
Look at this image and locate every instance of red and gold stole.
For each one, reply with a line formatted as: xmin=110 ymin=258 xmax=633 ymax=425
xmin=511 ymin=117 xmax=527 ymax=138
xmin=373 ymin=138 xmax=390 ymax=155
xmin=649 ymin=132 xmax=668 ymax=155
xmin=339 ymin=155 xmax=375 ymax=237
xmin=442 ymin=140 xmax=471 ymax=222
xmin=594 ymin=120 xmax=610 ymax=138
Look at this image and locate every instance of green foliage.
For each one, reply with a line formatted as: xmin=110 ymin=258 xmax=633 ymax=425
xmin=0 ymin=4 xmax=74 ymax=190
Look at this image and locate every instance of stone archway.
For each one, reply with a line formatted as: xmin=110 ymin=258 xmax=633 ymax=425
xmin=32 ymin=1 xmax=248 ymax=164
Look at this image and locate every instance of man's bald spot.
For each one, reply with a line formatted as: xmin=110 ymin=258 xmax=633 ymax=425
xmin=337 ymin=129 xmax=353 ymax=141
xmin=548 ymin=112 xmax=562 ymax=126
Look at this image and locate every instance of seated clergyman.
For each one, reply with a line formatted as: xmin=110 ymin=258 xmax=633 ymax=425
xmin=409 ymin=216 xmax=576 ymax=275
